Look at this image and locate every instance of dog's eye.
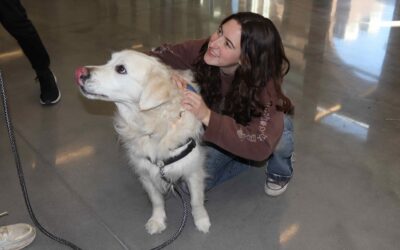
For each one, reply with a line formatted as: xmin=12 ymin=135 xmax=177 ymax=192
xmin=115 ymin=65 xmax=127 ymax=74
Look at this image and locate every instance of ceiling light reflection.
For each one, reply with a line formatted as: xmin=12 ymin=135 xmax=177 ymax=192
xmin=251 ymin=0 xmax=260 ymax=13
xmin=131 ymin=44 xmax=143 ymax=49
xmin=315 ymin=104 xmax=341 ymax=121
xmin=262 ymin=0 xmax=271 ymax=18
xmin=279 ymin=223 xmax=300 ymax=245
xmin=316 ymin=106 xmax=369 ymax=141
xmin=55 ymin=146 xmax=95 ymax=165
xmin=0 ymin=49 xmax=23 ymax=61
xmin=213 ymin=8 xmax=221 ymax=17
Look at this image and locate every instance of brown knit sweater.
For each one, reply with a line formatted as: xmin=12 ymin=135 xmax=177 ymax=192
xmin=148 ymin=39 xmax=284 ymax=162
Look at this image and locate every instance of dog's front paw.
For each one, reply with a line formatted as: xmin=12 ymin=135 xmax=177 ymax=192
xmin=192 ymin=205 xmax=210 ymax=233
xmin=145 ymin=218 xmax=167 ymax=235
xmin=194 ymin=216 xmax=211 ymax=233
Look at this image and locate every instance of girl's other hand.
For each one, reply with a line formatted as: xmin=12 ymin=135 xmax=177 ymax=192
xmin=171 ymin=73 xmax=187 ymax=90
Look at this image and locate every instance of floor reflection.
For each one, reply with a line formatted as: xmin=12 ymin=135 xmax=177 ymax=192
xmin=316 ymin=105 xmax=369 ymax=141
xmin=0 ymin=1 xmax=399 ymax=249
xmin=330 ymin=0 xmax=396 ymax=85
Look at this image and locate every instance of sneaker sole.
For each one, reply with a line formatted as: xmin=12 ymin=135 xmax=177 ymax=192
xmin=264 ymin=183 xmax=288 ymax=197
xmin=2 ymin=226 xmax=36 ymax=250
xmin=13 ymin=229 xmax=36 ymax=250
xmin=37 ymin=73 xmax=61 ymax=105
xmin=40 ymin=91 xmax=61 ymax=105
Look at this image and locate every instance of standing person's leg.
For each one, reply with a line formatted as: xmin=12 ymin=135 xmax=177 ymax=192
xmin=0 ymin=0 xmax=60 ymax=105
xmin=264 ymin=115 xmax=294 ymax=196
xmin=0 ymin=0 xmax=49 ymax=72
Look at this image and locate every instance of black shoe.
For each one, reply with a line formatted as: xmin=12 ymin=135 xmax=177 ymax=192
xmin=36 ymin=71 xmax=61 ymax=105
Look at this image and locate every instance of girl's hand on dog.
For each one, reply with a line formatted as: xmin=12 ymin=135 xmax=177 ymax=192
xmin=182 ymin=90 xmax=211 ymax=126
xmin=172 ymin=73 xmax=211 ymax=126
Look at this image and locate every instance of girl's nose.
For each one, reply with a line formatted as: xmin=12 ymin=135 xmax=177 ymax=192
xmin=209 ymin=36 xmax=223 ymax=48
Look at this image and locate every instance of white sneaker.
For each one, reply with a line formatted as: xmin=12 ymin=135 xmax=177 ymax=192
xmin=0 ymin=223 xmax=36 ymax=250
xmin=264 ymin=177 xmax=289 ymax=197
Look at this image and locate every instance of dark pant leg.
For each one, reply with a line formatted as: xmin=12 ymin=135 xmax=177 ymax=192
xmin=0 ymin=0 xmax=50 ymax=74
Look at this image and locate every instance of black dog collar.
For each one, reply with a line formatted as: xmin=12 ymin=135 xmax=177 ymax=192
xmin=147 ymin=138 xmax=196 ymax=168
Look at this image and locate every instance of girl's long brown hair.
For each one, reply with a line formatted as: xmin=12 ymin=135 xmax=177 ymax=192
xmin=193 ymin=12 xmax=293 ymax=125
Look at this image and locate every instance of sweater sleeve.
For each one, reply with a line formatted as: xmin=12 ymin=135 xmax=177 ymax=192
xmin=147 ymin=39 xmax=207 ymax=70
xmin=203 ymin=86 xmax=284 ymax=162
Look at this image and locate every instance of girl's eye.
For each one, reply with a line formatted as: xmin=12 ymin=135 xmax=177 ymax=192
xmin=115 ymin=65 xmax=127 ymax=74
xmin=225 ymin=41 xmax=232 ymax=48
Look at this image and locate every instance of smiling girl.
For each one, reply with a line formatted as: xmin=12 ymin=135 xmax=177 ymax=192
xmin=150 ymin=12 xmax=294 ymax=196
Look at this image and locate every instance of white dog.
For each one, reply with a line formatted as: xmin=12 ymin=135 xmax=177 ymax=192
xmin=75 ymin=50 xmax=210 ymax=234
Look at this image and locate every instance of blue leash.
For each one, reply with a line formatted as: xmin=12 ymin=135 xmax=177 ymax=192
xmin=186 ymin=83 xmax=197 ymax=93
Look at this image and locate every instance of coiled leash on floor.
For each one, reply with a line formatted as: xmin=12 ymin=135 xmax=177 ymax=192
xmin=0 ymin=71 xmax=83 ymax=250
xmin=0 ymin=71 xmax=189 ymax=250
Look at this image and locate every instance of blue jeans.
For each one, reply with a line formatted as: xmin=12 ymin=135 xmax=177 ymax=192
xmin=204 ymin=115 xmax=294 ymax=191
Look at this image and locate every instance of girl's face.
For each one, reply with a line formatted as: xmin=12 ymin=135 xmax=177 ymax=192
xmin=204 ymin=19 xmax=242 ymax=75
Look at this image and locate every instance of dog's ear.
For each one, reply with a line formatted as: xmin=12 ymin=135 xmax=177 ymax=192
xmin=139 ymin=73 xmax=172 ymax=111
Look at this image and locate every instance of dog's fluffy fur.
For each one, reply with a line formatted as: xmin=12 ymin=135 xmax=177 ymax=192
xmin=76 ymin=50 xmax=210 ymax=234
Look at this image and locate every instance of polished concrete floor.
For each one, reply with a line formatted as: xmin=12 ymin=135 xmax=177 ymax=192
xmin=1 ymin=0 xmax=399 ymax=249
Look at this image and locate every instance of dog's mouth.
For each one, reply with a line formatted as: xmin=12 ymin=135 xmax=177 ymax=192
xmin=79 ymin=86 xmax=108 ymax=99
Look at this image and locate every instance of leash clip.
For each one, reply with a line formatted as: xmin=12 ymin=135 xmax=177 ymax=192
xmin=156 ymin=160 xmax=165 ymax=168
xmin=159 ymin=164 xmax=172 ymax=185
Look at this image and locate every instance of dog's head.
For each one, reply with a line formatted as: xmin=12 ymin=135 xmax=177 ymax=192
xmin=75 ymin=50 xmax=175 ymax=110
